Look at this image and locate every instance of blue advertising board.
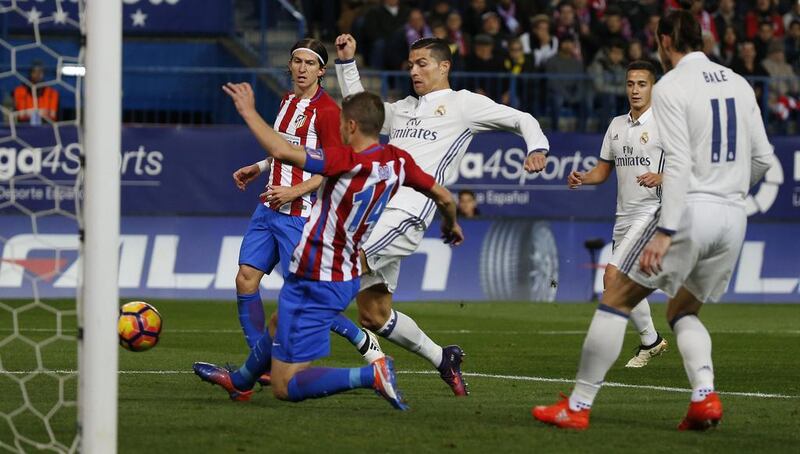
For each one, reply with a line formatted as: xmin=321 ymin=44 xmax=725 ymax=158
xmin=5 ymin=0 xmax=233 ymax=35
xmin=1 ymin=215 xmax=798 ymax=303
xmin=1 ymin=126 xmax=798 ymax=220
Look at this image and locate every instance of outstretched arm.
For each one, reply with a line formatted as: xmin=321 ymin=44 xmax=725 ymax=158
xmin=567 ymin=160 xmax=613 ymax=188
xmin=223 ymin=82 xmax=308 ymax=168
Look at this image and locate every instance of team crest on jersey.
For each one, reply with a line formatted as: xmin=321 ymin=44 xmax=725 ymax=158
xmin=435 ymin=105 xmax=446 ymax=116
xmin=640 ymin=132 xmax=649 ymax=145
xmin=294 ymin=113 xmax=307 ymax=129
xmin=378 ymin=164 xmax=392 ymax=180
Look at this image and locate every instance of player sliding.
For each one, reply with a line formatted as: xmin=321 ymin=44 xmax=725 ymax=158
xmin=567 ymin=60 xmax=669 ymax=368
xmin=334 ymin=35 xmax=549 ymax=396
xmin=230 ymin=38 xmax=383 ymax=380
xmin=195 ymin=88 xmax=463 ymax=409
xmin=533 ymin=10 xmax=773 ymax=430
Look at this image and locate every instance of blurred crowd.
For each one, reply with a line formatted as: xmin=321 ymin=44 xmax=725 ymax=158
xmin=299 ymin=0 xmax=800 ymax=128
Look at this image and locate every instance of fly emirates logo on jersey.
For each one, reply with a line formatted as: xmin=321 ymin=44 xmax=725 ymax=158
xmin=390 ymin=118 xmax=439 ymax=141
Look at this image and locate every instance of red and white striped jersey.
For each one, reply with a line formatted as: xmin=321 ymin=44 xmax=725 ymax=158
xmin=290 ymin=144 xmax=436 ymax=281
xmin=267 ymin=86 xmax=342 ymax=217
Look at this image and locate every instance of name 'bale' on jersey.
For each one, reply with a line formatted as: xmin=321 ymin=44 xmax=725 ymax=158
xmin=652 ymin=52 xmax=773 ymax=233
xmin=290 ymin=144 xmax=436 ymax=281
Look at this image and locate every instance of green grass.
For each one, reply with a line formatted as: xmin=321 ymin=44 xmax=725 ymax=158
xmin=1 ymin=300 xmax=799 ymax=453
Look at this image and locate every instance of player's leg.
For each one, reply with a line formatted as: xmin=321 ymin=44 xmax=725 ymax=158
xmin=268 ymin=276 xmax=407 ymax=409
xmin=235 ymin=204 xmax=279 ymax=348
xmin=608 ymin=219 xmax=667 ymax=367
xmin=272 ymin=211 xmax=383 ymax=362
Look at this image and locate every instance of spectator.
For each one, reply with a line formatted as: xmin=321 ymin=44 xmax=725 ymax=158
xmin=403 ymin=8 xmax=432 ymax=48
xmin=590 ymin=6 xmax=631 ymax=62
xmin=432 ymin=20 xmax=464 ymax=70
xmin=554 ymin=2 xmax=584 ymax=62
xmin=573 ymin=0 xmax=594 ymax=39
xmin=626 ymin=39 xmax=661 ymax=76
xmin=588 ymin=40 xmax=627 ymax=127
xmin=446 ymin=11 xmax=471 ymax=60
xmin=732 ymin=40 xmax=769 ymax=100
xmin=457 ymin=190 xmax=480 ymax=218
xmin=762 ymin=39 xmax=800 ymax=121
xmin=787 ymin=20 xmax=800 ymax=73
xmin=755 ymin=20 xmax=777 ymax=63
xmin=466 ymin=34 xmax=508 ymax=103
xmin=714 ymin=0 xmax=743 ymax=40
xmin=496 ymin=0 xmax=522 ymax=35
xmin=14 ymin=61 xmax=58 ymax=124
xmin=544 ymin=36 xmax=589 ymax=131
xmin=745 ymin=0 xmax=785 ymax=40
xmin=689 ymin=0 xmax=718 ymax=42
xmin=301 ymin=0 xmax=339 ymax=42
xmin=703 ymin=32 xmax=722 ymax=64
xmin=464 ymin=0 xmax=493 ymax=37
xmin=522 ymin=14 xmax=559 ymax=69
xmin=719 ymin=26 xmax=740 ymax=68
xmin=504 ymin=38 xmax=535 ymax=107
xmin=427 ymin=0 xmax=452 ymax=26
xmin=480 ymin=11 xmax=509 ymax=53
xmin=785 ymin=2 xmax=800 ymax=31
xmin=638 ymin=13 xmax=661 ymax=59
xmin=361 ymin=0 xmax=410 ymax=68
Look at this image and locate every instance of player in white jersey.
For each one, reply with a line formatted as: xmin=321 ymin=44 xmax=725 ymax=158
xmin=334 ymin=35 xmax=549 ymax=396
xmin=567 ymin=60 xmax=668 ymax=368
xmin=533 ymin=10 xmax=773 ymax=431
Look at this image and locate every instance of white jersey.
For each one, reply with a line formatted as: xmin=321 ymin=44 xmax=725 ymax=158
xmin=336 ymin=59 xmax=549 ymax=226
xmin=652 ymin=52 xmax=773 ymax=233
xmin=599 ymin=108 xmax=664 ymax=219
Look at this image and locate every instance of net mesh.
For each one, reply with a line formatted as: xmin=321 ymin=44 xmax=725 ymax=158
xmin=0 ymin=1 xmax=84 ymax=452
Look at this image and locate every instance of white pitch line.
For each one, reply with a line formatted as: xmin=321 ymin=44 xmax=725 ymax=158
xmin=1 ymin=369 xmax=797 ymax=400
xmin=1 ymin=328 xmax=798 ymax=335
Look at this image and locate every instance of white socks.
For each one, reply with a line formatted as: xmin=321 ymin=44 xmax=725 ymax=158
xmin=570 ymin=306 xmax=629 ymax=411
xmin=630 ymin=299 xmax=659 ymax=346
xmin=673 ymin=315 xmax=715 ymax=402
xmin=378 ymin=309 xmax=443 ymax=368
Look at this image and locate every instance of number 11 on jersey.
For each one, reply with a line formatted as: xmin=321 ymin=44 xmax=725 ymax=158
xmin=710 ymin=98 xmax=736 ymax=163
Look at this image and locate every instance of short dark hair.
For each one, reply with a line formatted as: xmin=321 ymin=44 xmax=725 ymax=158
xmin=290 ymin=37 xmax=328 ymax=66
xmin=409 ymin=37 xmax=452 ymax=63
xmin=657 ymin=9 xmax=702 ymax=53
xmin=342 ymin=91 xmax=385 ymax=137
xmin=627 ymin=60 xmax=658 ymax=80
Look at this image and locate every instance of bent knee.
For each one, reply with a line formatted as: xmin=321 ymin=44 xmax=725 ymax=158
xmin=271 ymin=383 xmax=290 ymax=401
xmin=236 ymin=266 xmax=262 ymax=293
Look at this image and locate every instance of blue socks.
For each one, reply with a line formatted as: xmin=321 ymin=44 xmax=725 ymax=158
xmin=236 ymin=292 xmax=265 ymax=348
xmin=231 ymin=330 xmax=272 ymax=390
xmin=330 ymin=314 xmax=366 ymax=348
xmin=287 ymin=365 xmax=374 ymax=402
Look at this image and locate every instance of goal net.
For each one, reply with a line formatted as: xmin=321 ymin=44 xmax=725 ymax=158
xmin=0 ymin=1 xmax=86 ymax=452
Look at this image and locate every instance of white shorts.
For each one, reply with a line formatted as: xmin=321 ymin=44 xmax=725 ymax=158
xmin=360 ymin=208 xmax=427 ymax=293
xmin=622 ymin=200 xmax=747 ymax=303
xmin=608 ymin=214 xmax=655 ymax=268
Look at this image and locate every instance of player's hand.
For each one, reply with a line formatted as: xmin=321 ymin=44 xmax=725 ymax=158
xmin=636 ymin=172 xmax=662 ymax=188
xmin=567 ymin=170 xmax=585 ymax=188
xmin=222 ymin=82 xmax=256 ymax=117
xmin=639 ymin=231 xmax=672 ymax=276
xmin=260 ymin=185 xmax=301 ymax=209
xmin=233 ymin=164 xmax=261 ymax=191
xmin=335 ymin=34 xmax=356 ymax=61
xmin=441 ymin=222 xmax=464 ymax=246
xmin=524 ymin=151 xmax=547 ymax=173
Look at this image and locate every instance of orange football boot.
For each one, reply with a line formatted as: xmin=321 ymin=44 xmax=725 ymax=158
xmin=531 ymin=393 xmax=591 ymax=430
xmin=678 ymin=392 xmax=723 ymax=431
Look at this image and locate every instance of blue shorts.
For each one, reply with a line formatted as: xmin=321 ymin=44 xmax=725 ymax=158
xmin=272 ymin=274 xmax=361 ymax=363
xmin=238 ymin=204 xmax=307 ymax=277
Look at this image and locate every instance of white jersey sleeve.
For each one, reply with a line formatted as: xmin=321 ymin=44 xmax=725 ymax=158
xmin=652 ymin=78 xmax=692 ymax=233
xmin=457 ymin=90 xmax=549 ymax=154
xmin=746 ymin=100 xmax=773 ymax=188
xmin=599 ymin=124 xmax=614 ymax=162
xmin=335 ymin=59 xmax=395 ymax=135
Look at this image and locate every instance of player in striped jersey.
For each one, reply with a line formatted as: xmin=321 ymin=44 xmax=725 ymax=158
xmin=195 ymin=89 xmax=462 ymax=409
xmin=567 ymin=60 xmax=668 ymax=368
xmin=334 ymin=35 xmax=549 ymax=397
xmin=534 ymin=10 xmax=773 ymax=430
xmin=230 ymin=39 xmax=383 ymax=383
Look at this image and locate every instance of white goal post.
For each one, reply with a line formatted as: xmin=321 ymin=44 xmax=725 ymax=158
xmin=79 ymin=0 xmax=121 ymax=452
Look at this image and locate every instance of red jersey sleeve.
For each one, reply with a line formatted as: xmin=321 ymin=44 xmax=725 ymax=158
xmin=398 ymin=150 xmax=436 ymax=192
xmin=315 ymin=104 xmax=344 ymax=148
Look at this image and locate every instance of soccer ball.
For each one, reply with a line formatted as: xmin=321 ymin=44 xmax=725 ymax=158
xmin=118 ymin=301 xmax=162 ymax=352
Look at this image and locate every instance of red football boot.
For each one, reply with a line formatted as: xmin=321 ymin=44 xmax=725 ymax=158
xmin=531 ymin=393 xmax=591 ymax=430
xmin=678 ymin=392 xmax=723 ymax=431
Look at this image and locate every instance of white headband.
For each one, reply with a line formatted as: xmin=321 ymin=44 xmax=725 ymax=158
xmin=292 ymin=47 xmax=326 ymax=66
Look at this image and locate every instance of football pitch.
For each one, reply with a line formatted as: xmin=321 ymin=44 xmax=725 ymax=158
xmin=2 ymin=300 xmax=799 ymax=453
